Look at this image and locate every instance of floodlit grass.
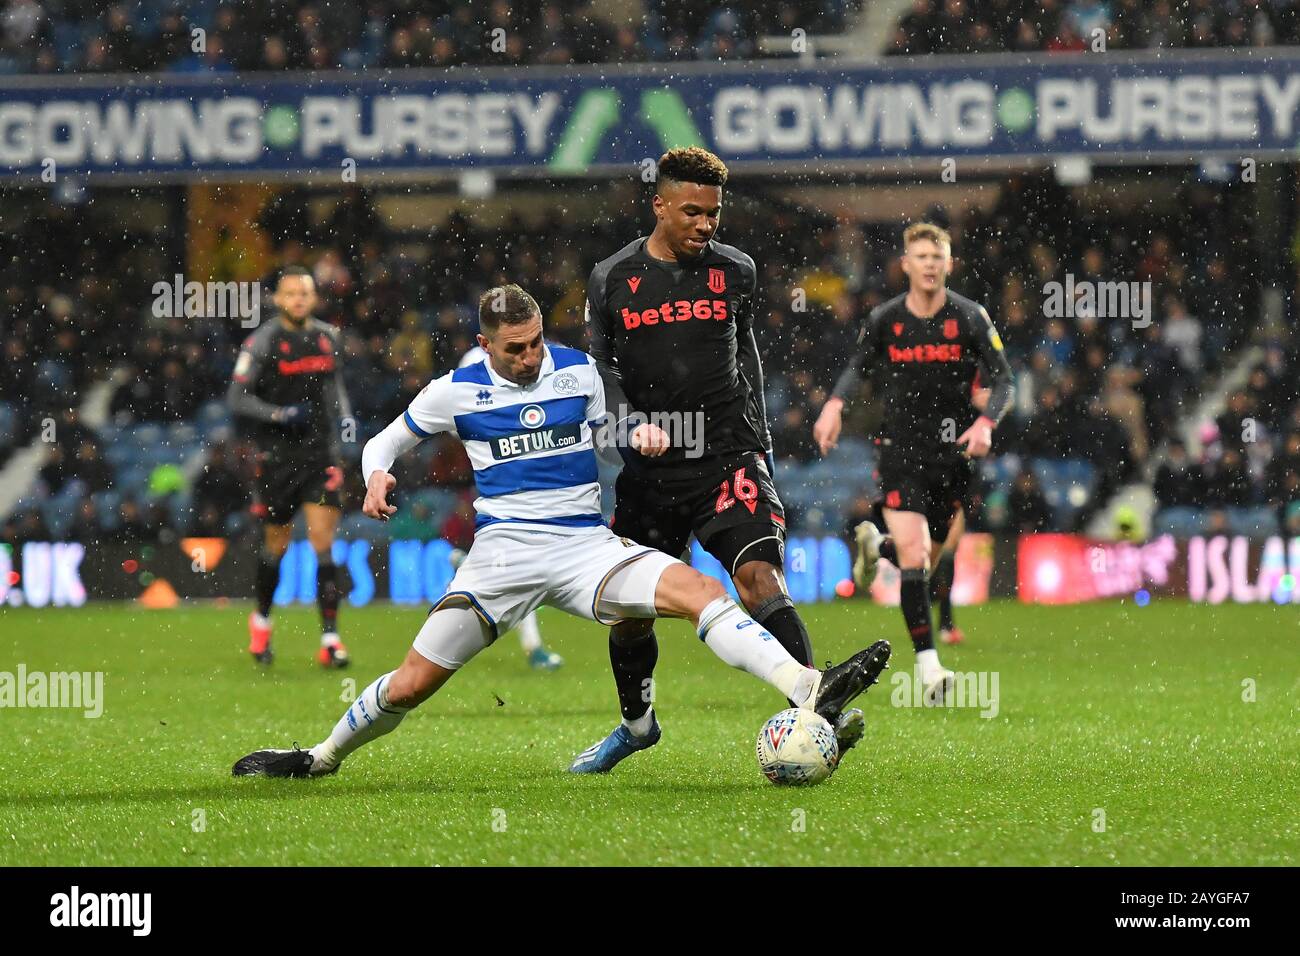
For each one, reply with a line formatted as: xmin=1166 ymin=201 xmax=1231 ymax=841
xmin=1 ymin=599 xmax=1295 ymax=865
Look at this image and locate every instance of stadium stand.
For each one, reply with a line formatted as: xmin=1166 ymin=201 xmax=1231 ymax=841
xmin=885 ymin=0 xmax=1296 ymax=56
xmin=0 ymin=164 xmax=1273 ymax=545
xmin=0 ymin=1 xmax=1293 ymax=547
xmin=0 ymin=0 xmax=863 ymax=75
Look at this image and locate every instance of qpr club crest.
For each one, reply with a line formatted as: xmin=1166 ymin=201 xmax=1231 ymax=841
xmin=708 ymin=267 xmax=726 ymax=294
xmin=553 ymin=372 xmax=579 ymax=395
xmin=519 ymin=404 xmax=546 ymax=428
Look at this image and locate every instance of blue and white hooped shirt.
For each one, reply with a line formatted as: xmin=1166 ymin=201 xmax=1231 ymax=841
xmin=402 ymin=344 xmax=606 ymax=532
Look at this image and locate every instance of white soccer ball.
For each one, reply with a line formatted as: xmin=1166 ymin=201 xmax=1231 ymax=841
xmin=755 ymin=708 xmax=838 ymax=786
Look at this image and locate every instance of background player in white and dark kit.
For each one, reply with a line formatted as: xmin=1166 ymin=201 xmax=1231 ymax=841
xmin=228 ymin=266 xmax=352 ymax=669
xmin=814 ymin=223 xmax=1014 ymax=701
xmin=581 ymin=147 xmax=871 ymax=770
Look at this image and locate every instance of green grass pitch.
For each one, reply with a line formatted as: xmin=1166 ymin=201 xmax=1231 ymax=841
xmin=1 ymin=598 xmax=1295 ymax=866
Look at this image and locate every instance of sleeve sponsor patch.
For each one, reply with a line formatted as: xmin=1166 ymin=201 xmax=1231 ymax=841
xmin=988 ymin=328 xmax=1004 ymax=351
xmin=233 ymin=351 xmax=252 ymax=380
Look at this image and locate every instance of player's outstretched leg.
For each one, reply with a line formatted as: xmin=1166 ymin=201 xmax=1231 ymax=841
xmin=570 ymin=561 xmax=890 ymax=774
xmin=233 ymin=606 xmax=484 ymax=777
xmin=731 ymin=559 xmax=870 ymax=762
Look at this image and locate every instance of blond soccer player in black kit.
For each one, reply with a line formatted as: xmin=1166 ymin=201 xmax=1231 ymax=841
xmin=228 ymin=266 xmax=352 ymax=669
xmin=570 ymin=146 xmax=890 ymax=774
xmin=814 ymin=223 xmax=1014 ymax=703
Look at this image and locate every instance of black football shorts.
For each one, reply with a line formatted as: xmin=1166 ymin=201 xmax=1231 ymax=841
xmin=875 ymin=444 xmax=971 ymax=541
xmin=251 ymin=451 xmax=342 ymax=525
xmin=611 ymin=451 xmax=787 ymax=576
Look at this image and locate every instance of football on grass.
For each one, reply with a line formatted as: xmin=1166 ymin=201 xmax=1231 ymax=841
xmin=756 ymin=708 xmax=838 ymax=786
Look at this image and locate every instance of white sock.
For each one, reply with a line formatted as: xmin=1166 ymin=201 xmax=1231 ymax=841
xmin=917 ymin=648 xmax=942 ymax=681
xmin=516 ymin=612 xmax=542 ymax=654
xmin=696 ymin=597 xmax=807 ymax=701
xmin=252 ymin=612 xmax=270 ymax=628
xmin=309 ymin=671 xmax=410 ymax=774
xmin=623 ymin=707 xmax=655 ymax=737
xmin=321 ymin=630 xmax=340 ymax=648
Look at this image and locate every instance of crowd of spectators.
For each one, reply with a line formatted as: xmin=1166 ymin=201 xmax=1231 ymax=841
xmin=0 ymin=165 xmax=1287 ymax=546
xmin=0 ymin=0 xmax=859 ymax=75
xmin=888 ymin=0 xmax=1297 ymax=56
xmin=7 ymin=0 xmax=1300 ymax=79
xmin=1154 ymin=344 xmax=1300 ymax=536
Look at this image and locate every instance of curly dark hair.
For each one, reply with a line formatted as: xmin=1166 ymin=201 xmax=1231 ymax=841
xmin=657 ymin=146 xmax=728 ymax=190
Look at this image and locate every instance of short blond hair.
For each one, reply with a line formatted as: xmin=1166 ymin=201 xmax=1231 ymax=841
xmin=903 ymin=222 xmax=952 ymax=251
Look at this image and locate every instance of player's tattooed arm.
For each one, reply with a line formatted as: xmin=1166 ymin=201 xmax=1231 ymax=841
xmin=226 ymin=331 xmax=283 ymax=423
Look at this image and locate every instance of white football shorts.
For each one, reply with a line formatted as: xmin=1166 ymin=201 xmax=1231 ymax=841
xmin=412 ymin=525 xmax=680 ymax=669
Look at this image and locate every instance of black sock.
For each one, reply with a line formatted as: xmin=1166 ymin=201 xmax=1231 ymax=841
xmin=879 ymin=537 xmax=898 ymax=565
xmin=609 ymin=625 xmax=658 ymax=722
xmin=900 ymin=567 xmax=934 ymax=654
xmin=930 ymin=550 xmax=955 ymax=631
xmin=755 ymin=604 xmax=813 ymax=668
xmin=255 ymin=548 xmax=281 ymax=618
xmin=317 ymin=557 xmax=340 ymax=634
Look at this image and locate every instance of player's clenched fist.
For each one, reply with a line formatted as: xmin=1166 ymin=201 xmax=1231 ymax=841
xmin=630 ymin=422 xmax=671 ymax=457
xmin=813 ymin=398 xmax=844 ymax=457
xmin=363 ymin=471 xmax=398 ymax=521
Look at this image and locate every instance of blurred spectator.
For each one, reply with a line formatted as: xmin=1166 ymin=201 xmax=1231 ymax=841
xmin=1008 ymin=472 xmax=1053 ymax=532
xmin=191 ymin=443 xmax=249 ymax=526
xmin=1154 ymin=440 xmax=1203 ymax=508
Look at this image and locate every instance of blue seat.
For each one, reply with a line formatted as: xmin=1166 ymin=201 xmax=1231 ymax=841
xmin=169 ymin=423 xmax=198 ymax=445
xmin=118 ymin=466 xmax=152 ymax=494
xmin=129 ymin=424 xmax=164 ymax=447
xmin=1226 ymin=506 xmax=1279 ymax=538
xmin=1154 ymin=507 xmax=1205 ymax=538
xmin=198 ymin=401 xmax=229 ymax=427
xmin=105 ymin=443 xmax=135 ymax=468
xmin=92 ymin=490 xmax=123 ymax=517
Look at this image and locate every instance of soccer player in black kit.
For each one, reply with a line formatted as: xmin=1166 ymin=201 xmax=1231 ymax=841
xmin=814 ymin=223 xmax=1013 ymax=703
xmin=228 ymin=266 xmax=352 ymax=669
xmin=569 ymin=147 xmax=890 ymax=774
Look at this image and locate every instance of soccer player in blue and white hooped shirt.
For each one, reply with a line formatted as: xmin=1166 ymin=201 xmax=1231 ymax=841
xmin=233 ymin=285 xmax=889 ymax=779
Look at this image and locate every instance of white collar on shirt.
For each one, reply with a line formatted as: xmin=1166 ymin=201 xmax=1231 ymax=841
xmin=482 ymin=343 xmax=555 ymax=391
